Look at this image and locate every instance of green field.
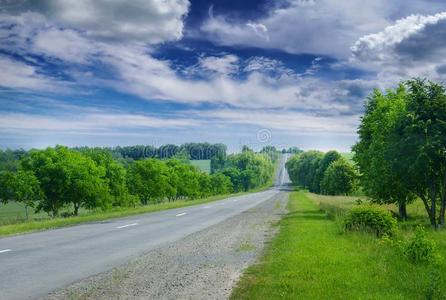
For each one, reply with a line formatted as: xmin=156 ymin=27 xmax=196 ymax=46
xmin=231 ymin=191 xmax=446 ymax=299
xmin=190 ymin=159 xmax=211 ymax=173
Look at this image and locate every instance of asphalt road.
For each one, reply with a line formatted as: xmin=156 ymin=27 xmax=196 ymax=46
xmin=0 ymin=155 xmax=290 ymax=300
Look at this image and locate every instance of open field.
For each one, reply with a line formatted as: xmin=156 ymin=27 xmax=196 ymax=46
xmin=231 ymin=191 xmax=446 ymax=299
xmin=190 ymin=159 xmax=211 ymax=173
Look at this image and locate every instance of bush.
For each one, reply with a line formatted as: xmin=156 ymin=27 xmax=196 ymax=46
xmin=343 ymin=206 xmax=397 ymax=237
xmin=404 ymin=226 xmax=439 ymax=265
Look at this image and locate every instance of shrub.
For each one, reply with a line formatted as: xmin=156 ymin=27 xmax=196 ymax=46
xmin=343 ymin=206 xmax=397 ymax=237
xmin=404 ymin=226 xmax=439 ymax=265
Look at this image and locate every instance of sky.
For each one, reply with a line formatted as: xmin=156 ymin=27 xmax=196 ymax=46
xmin=1 ymin=0 xmax=446 ymax=152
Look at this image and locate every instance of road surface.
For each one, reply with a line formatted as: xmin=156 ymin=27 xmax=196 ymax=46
xmin=0 ymin=155 xmax=290 ymax=300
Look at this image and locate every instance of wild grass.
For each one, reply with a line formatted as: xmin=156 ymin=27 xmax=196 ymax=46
xmin=231 ymin=191 xmax=446 ymax=299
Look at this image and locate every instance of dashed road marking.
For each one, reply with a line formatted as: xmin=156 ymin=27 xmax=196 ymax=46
xmin=175 ymin=212 xmax=187 ymax=217
xmin=116 ymin=223 xmax=138 ymax=229
xmin=0 ymin=249 xmax=12 ymax=254
xmin=204 ymin=206 xmax=211 ymax=209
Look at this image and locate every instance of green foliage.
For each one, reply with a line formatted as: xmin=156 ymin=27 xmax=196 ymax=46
xmin=343 ymin=206 xmax=397 ymax=237
xmin=354 ymin=79 xmax=446 ymax=226
xmin=321 ymin=158 xmax=357 ymax=195
xmin=21 ymin=146 xmax=109 ymax=216
xmin=313 ymin=150 xmax=342 ymax=193
xmin=404 ymin=226 xmax=439 ymax=265
xmin=127 ymin=159 xmax=175 ymax=204
xmin=285 ymin=150 xmax=323 ymax=190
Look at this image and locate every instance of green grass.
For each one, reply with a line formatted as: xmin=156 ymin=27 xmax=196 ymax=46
xmin=0 ymin=179 xmax=275 ymax=237
xmin=190 ymin=159 xmax=211 ymax=173
xmin=231 ymin=191 xmax=446 ymax=299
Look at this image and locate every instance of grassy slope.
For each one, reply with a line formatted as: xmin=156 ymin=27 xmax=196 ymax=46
xmin=231 ymin=191 xmax=446 ymax=299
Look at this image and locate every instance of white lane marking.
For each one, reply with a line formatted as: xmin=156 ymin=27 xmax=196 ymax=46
xmin=175 ymin=212 xmax=187 ymax=217
xmin=116 ymin=223 xmax=138 ymax=229
xmin=0 ymin=249 xmax=12 ymax=254
xmin=204 ymin=206 xmax=211 ymax=209
xmin=233 ymin=199 xmax=238 ymax=202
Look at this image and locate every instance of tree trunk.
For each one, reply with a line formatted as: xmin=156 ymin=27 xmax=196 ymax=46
xmin=74 ymin=203 xmax=80 ymax=216
xmin=420 ymin=195 xmax=435 ymax=228
xmin=430 ymin=180 xmax=438 ymax=229
xmin=398 ymin=202 xmax=407 ymax=221
xmin=438 ymin=172 xmax=446 ymax=226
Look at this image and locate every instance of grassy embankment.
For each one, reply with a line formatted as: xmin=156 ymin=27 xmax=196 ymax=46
xmin=231 ymin=191 xmax=446 ymax=299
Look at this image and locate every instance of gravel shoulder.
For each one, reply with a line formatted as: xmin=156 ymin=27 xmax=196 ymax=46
xmin=44 ymin=191 xmax=289 ymax=300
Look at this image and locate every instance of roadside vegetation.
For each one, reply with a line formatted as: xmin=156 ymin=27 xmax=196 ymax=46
xmin=0 ymin=144 xmax=281 ymax=235
xmin=234 ymin=78 xmax=446 ymax=299
xmin=232 ymin=191 xmax=446 ymax=299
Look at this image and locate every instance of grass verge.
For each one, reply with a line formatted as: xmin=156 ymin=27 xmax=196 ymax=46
xmin=231 ymin=191 xmax=446 ymax=299
xmin=0 ymin=184 xmax=272 ymax=237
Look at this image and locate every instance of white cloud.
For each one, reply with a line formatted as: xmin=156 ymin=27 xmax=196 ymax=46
xmin=200 ymin=0 xmax=392 ymax=58
xmin=33 ymin=28 xmax=96 ymax=63
xmin=0 ymin=112 xmax=200 ymax=132
xmin=0 ymin=55 xmax=67 ymax=91
xmin=195 ymin=109 xmax=359 ymax=136
xmin=349 ymin=11 xmax=446 ymax=90
xmin=6 ymin=0 xmax=190 ymax=44
xmin=197 ymin=54 xmax=239 ymax=75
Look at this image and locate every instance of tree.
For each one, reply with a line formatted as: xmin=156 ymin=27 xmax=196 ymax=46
xmin=128 ymin=159 xmax=175 ymax=204
xmin=0 ymin=171 xmax=42 ymax=219
xmin=353 ymin=86 xmax=414 ymax=220
xmin=354 ymin=79 xmax=446 ymax=226
xmin=312 ymin=151 xmax=342 ymax=194
xmin=391 ymin=79 xmax=446 ymax=227
xmin=321 ymin=158 xmax=357 ymax=195
xmin=81 ymin=148 xmax=129 ymax=207
xmin=285 ymin=151 xmax=323 ymax=190
xmin=21 ymin=146 xmax=109 ymax=216
xmin=210 ymin=173 xmax=233 ymax=194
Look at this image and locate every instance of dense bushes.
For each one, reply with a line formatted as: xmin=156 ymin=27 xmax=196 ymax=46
xmin=343 ymin=206 xmax=397 ymax=237
xmin=0 ymin=145 xmax=275 ymax=218
xmin=286 ymin=150 xmax=357 ymax=195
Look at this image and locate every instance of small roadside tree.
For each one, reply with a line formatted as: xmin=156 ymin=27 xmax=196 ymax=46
xmin=321 ymin=158 xmax=356 ymax=196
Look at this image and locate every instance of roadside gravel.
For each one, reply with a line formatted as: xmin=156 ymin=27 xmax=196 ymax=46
xmin=44 ymin=191 xmax=289 ymax=300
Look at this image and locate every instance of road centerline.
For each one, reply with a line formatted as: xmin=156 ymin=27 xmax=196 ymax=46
xmin=0 ymin=249 xmax=12 ymax=254
xmin=175 ymin=212 xmax=187 ymax=217
xmin=116 ymin=223 xmax=138 ymax=229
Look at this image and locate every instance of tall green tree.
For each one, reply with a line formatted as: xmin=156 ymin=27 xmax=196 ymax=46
xmin=312 ymin=151 xmax=342 ymax=194
xmin=22 ymin=146 xmax=109 ymax=216
xmin=353 ymin=86 xmax=414 ymax=220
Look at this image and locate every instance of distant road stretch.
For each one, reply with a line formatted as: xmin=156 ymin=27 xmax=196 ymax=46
xmin=0 ymin=155 xmax=290 ymax=300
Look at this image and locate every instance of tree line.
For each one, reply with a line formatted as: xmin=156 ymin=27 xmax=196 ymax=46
xmin=354 ymin=79 xmax=446 ymax=227
xmin=0 ymin=145 xmax=275 ymax=218
xmin=73 ymin=143 xmax=227 ymax=161
xmin=286 ymin=150 xmax=357 ymax=196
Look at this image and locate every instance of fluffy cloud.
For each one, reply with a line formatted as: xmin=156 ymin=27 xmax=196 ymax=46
xmin=351 ymin=12 xmax=446 ymax=62
xmin=350 ymin=11 xmax=446 ymax=87
xmin=200 ymin=0 xmax=392 ymax=58
xmin=3 ymin=0 xmax=190 ymax=44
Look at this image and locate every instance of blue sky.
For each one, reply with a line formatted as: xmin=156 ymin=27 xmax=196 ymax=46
xmin=1 ymin=0 xmax=446 ymax=152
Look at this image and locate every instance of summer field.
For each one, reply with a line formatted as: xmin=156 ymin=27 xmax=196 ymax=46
xmin=231 ymin=191 xmax=446 ymax=299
